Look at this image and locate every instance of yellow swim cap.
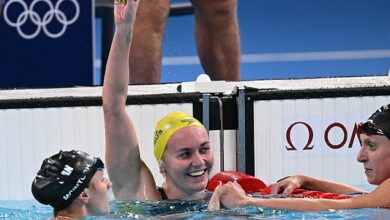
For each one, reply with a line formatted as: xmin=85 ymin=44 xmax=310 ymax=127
xmin=154 ymin=112 xmax=205 ymax=162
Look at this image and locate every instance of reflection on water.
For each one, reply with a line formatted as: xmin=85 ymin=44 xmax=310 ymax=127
xmin=1 ymin=199 xmax=390 ymax=220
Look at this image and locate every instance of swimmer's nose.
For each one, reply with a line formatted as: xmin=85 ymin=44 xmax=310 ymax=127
xmin=107 ymin=180 xmax=113 ymax=189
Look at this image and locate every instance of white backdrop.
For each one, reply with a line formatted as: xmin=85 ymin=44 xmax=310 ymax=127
xmin=254 ymin=95 xmax=390 ymax=186
xmin=0 ymin=103 xmax=236 ymax=200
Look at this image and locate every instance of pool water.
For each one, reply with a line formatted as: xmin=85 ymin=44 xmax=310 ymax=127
xmin=1 ymin=199 xmax=390 ymax=220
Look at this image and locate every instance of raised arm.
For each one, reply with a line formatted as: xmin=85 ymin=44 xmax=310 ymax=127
xmin=102 ymin=0 xmax=160 ymax=201
xmin=219 ymin=179 xmax=390 ymax=211
xmin=272 ymin=175 xmax=364 ymax=195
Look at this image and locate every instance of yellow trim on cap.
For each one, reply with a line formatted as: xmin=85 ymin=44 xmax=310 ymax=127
xmin=154 ymin=112 xmax=205 ymax=162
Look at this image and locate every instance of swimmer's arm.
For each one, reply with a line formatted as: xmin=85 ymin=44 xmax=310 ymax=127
xmin=226 ymin=179 xmax=390 ymax=211
xmin=348 ymin=177 xmax=390 ymax=209
xmin=236 ymin=197 xmax=351 ymax=211
xmin=273 ymin=175 xmax=365 ymax=195
xmin=299 ymin=175 xmax=365 ymax=194
xmin=102 ymin=1 xmax=160 ymax=201
xmin=103 ymin=2 xmax=138 ymax=200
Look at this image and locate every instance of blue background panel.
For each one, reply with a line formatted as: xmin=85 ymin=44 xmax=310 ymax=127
xmin=162 ymin=0 xmax=390 ymax=82
xmin=0 ymin=0 xmax=94 ymax=88
xmin=1 ymin=0 xmax=390 ymax=88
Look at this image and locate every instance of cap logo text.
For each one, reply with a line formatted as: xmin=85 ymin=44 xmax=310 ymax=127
xmin=61 ymin=165 xmax=73 ymax=176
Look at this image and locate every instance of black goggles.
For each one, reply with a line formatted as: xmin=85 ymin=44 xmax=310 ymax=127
xmin=93 ymin=157 xmax=105 ymax=171
xmin=356 ymin=121 xmax=388 ymax=138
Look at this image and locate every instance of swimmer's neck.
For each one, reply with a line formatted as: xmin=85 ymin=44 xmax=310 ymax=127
xmin=162 ymin=182 xmax=207 ymax=200
xmin=51 ymin=215 xmax=85 ymax=220
xmin=166 ymin=189 xmax=207 ymax=201
xmin=53 ymin=205 xmax=87 ymax=220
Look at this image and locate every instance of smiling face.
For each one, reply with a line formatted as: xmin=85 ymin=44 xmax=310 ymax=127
xmin=85 ymin=170 xmax=112 ymax=215
xmin=357 ymin=133 xmax=390 ymax=185
xmin=161 ymin=126 xmax=214 ymax=199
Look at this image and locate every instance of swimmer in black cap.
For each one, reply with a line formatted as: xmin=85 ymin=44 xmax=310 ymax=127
xmin=32 ymin=150 xmax=112 ymax=219
xmin=214 ymin=104 xmax=390 ymax=210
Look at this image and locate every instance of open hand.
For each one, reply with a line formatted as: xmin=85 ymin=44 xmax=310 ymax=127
xmin=114 ymin=0 xmax=139 ymax=28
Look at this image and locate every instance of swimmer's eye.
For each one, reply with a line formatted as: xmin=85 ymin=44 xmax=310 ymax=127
xmin=178 ymin=151 xmax=191 ymax=158
xmin=367 ymin=142 xmax=378 ymax=150
xmin=199 ymin=146 xmax=210 ymax=154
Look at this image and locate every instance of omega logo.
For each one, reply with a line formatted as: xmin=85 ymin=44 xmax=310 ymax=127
xmin=285 ymin=122 xmax=358 ymax=151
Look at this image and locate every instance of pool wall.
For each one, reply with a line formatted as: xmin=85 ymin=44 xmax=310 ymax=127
xmin=1 ymin=76 xmax=389 ymax=200
xmin=0 ymin=83 xmax=237 ymax=200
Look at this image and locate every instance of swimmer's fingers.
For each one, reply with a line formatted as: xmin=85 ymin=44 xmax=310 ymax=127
xmin=271 ymin=183 xmax=282 ymax=194
xmin=113 ymin=0 xmax=125 ymax=23
xmin=214 ymin=181 xmax=223 ymax=195
xmin=116 ymin=0 xmax=139 ymax=5
xmin=208 ymin=182 xmax=222 ymax=211
xmin=271 ymin=181 xmax=292 ymax=194
xmin=271 ymin=175 xmax=303 ymax=195
xmin=113 ymin=0 xmax=139 ymax=26
xmin=271 ymin=182 xmax=297 ymax=195
xmin=225 ymin=181 xmax=246 ymax=195
xmin=231 ymin=181 xmax=252 ymax=197
xmin=282 ymin=184 xmax=297 ymax=196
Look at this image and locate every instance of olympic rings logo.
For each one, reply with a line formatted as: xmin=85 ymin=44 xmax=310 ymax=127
xmin=3 ymin=0 xmax=80 ymax=40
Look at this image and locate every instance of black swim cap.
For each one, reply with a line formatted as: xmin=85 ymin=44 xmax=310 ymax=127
xmin=31 ymin=150 xmax=104 ymax=210
xmin=368 ymin=104 xmax=390 ymax=140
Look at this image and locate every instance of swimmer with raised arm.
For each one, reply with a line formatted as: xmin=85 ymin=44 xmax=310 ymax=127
xmin=102 ymin=0 xmax=214 ymax=201
xmin=216 ymin=104 xmax=390 ymax=210
xmin=31 ymin=150 xmax=112 ymax=219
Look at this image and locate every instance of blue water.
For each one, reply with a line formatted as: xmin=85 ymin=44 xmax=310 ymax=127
xmin=1 ymin=199 xmax=390 ymax=220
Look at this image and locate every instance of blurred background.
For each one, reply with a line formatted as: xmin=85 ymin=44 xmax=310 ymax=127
xmin=1 ymin=0 xmax=390 ymax=88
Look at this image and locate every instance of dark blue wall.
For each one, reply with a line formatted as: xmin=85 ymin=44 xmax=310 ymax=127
xmin=0 ymin=0 xmax=94 ymax=89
